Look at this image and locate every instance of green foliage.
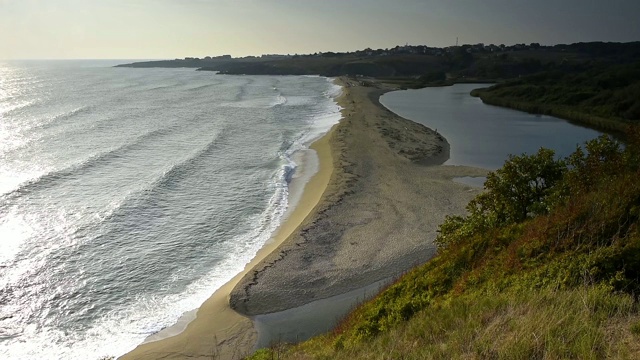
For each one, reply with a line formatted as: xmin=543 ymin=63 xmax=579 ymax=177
xmin=249 ymin=349 xmax=274 ymax=360
xmin=252 ymin=287 xmax=640 ymax=360
xmin=473 ymin=148 xmax=565 ymax=223
xmin=436 ymin=148 xmax=565 ymax=250
xmin=248 ymin=131 xmax=640 ymax=360
xmin=418 ymin=71 xmax=447 ymax=84
xmin=472 ymin=62 xmax=640 ymax=132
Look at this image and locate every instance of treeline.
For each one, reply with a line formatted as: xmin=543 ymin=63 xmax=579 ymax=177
xmin=199 ymin=54 xmax=448 ymax=77
xmin=117 ymin=42 xmax=640 ymax=84
xmin=251 ymin=131 xmax=640 ymax=359
xmin=472 ymin=61 xmax=640 ymax=133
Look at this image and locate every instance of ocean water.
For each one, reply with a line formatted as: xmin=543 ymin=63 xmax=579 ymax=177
xmin=0 ymin=60 xmax=341 ymax=359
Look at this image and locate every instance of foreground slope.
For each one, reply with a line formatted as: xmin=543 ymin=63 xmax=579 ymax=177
xmin=251 ymin=132 xmax=640 ymax=359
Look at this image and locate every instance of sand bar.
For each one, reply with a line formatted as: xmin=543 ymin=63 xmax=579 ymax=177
xmin=229 ymin=78 xmax=487 ymax=317
xmin=120 ymin=77 xmax=488 ymax=360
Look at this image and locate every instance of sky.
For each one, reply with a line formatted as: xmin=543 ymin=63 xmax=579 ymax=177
xmin=1 ymin=0 xmax=639 ymax=59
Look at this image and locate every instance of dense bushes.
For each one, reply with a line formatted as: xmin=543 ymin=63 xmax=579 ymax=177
xmin=346 ymin=133 xmax=640 ymax=343
xmin=472 ymin=62 xmax=640 ymax=133
xmin=435 ymin=148 xmax=565 ymax=250
xmin=250 ymin=131 xmax=640 ymax=359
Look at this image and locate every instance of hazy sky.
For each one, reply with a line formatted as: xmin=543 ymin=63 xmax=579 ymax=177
xmin=2 ymin=0 xmax=639 ymax=59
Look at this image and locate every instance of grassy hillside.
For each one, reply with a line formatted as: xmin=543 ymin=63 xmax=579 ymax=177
xmin=471 ymin=62 xmax=640 ymax=133
xmin=249 ymin=131 xmax=640 ymax=359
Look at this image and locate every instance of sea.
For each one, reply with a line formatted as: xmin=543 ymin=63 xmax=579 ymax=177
xmin=0 ymin=60 xmax=342 ymax=359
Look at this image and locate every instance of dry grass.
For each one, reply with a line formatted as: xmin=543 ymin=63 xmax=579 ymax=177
xmin=248 ymin=133 xmax=640 ymax=360
xmin=252 ymin=287 xmax=639 ymax=360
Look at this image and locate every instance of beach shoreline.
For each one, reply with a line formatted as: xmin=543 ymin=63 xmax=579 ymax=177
xmin=229 ymin=78 xmax=487 ymax=317
xmin=119 ymin=77 xmax=488 ymax=360
xmin=118 ymin=98 xmax=339 ymax=359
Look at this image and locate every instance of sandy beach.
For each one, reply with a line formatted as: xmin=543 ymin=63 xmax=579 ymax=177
xmin=119 ymin=77 xmax=487 ymax=360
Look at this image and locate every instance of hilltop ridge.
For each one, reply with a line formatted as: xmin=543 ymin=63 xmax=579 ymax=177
xmin=116 ymin=41 xmax=640 ymax=80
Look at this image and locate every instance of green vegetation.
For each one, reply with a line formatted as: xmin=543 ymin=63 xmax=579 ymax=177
xmin=248 ymin=131 xmax=640 ymax=359
xmin=118 ymin=42 xmax=640 ymax=86
xmin=200 ymin=54 xmax=447 ymax=77
xmin=471 ymin=62 xmax=640 ymax=133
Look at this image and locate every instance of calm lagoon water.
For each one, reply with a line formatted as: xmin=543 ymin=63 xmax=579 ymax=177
xmin=380 ymin=84 xmax=602 ymax=171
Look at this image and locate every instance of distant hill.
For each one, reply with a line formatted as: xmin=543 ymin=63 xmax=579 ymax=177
xmin=115 ymin=57 xmax=234 ymax=68
xmin=199 ymin=54 xmax=447 ymax=77
xmin=471 ymin=61 xmax=640 ymax=133
xmin=117 ymin=42 xmax=640 ymax=133
xmin=116 ymin=41 xmax=640 ymax=80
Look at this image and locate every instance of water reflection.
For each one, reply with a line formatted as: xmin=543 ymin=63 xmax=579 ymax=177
xmin=381 ymin=84 xmax=602 ymax=170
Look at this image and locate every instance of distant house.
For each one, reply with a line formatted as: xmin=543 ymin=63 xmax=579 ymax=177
xmin=261 ymin=54 xmax=290 ymax=59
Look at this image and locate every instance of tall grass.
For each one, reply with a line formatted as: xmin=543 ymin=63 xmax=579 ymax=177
xmin=248 ymin=132 xmax=640 ymax=360
xmin=251 ymin=286 xmax=639 ymax=360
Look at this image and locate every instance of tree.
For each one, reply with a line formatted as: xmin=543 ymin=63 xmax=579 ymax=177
xmin=436 ymin=148 xmax=565 ymax=249
xmin=472 ymin=148 xmax=565 ymax=224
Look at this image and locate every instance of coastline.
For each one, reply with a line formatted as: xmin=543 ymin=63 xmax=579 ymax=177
xmin=119 ymin=115 xmax=338 ymax=359
xmin=119 ymin=77 xmax=488 ymax=360
xmin=229 ymin=78 xmax=488 ymax=318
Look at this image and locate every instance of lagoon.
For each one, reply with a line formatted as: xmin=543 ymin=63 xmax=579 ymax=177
xmin=380 ymin=84 xmax=602 ymax=171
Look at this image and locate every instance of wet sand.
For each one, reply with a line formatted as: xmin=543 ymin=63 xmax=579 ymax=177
xmin=119 ymin=77 xmax=487 ymax=360
xmin=119 ymin=124 xmax=336 ymax=359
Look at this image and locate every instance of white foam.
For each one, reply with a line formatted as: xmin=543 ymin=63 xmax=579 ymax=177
xmin=280 ymin=148 xmax=318 ymax=224
xmin=280 ymin=95 xmax=315 ymax=107
xmin=0 ymin=175 xmax=293 ymax=360
xmin=299 ymin=79 xmax=343 ymax=146
xmin=324 ymin=78 xmax=344 ymax=99
xmin=125 ymin=77 xmax=345 ymax=354
xmin=0 ymin=74 xmax=346 ymax=360
xmin=0 ymin=99 xmax=36 ymax=116
xmin=270 ymin=93 xmax=288 ymax=107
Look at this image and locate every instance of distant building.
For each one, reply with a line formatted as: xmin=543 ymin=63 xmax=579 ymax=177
xmin=201 ymin=55 xmax=232 ymax=60
xmin=260 ymin=54 xmax=291 ymax=59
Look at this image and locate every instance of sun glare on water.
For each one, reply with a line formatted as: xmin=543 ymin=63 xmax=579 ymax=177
xmin=0 ymin=214 xmax=34 ymax=266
